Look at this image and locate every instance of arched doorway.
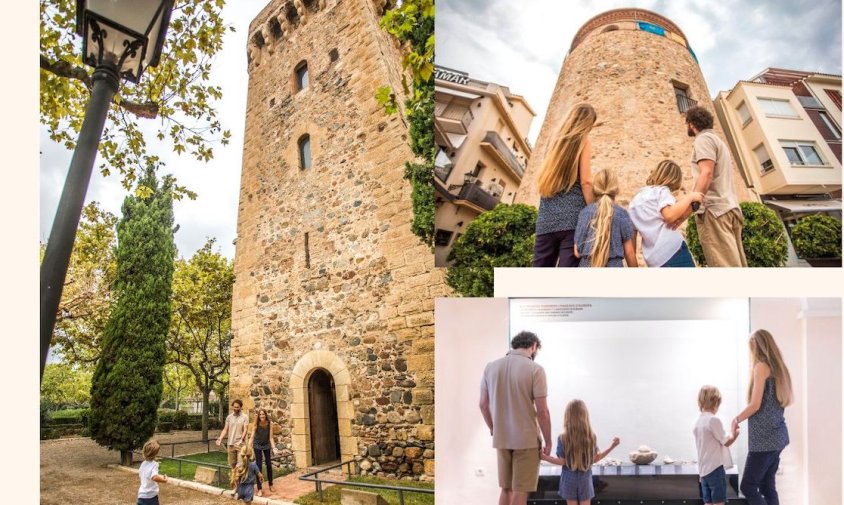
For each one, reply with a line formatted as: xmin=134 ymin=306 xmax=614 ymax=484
xmin=307 ymin=368 xmax=340 ymax=465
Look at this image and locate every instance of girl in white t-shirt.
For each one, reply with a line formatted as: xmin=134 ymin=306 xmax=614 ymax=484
xmin=137 ymin=440 xmax=168 ymax=505
xmin=628 ymin=160 xmax=704 ymax=267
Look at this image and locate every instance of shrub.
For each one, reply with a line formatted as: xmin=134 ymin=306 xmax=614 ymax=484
xmin=791 ymin=214 xmax=842 ymax=259
xmin=686 ymin=201 xmax=788 ymax=267
xmin=173 ymin=410 xmax=190 ymax=430
xmin=446 ymin=204 xmax=537 ymax=297
xmin=188 ymin=415 xmax=203 ymax=431
xmin=158 ymin=408 xmax=176 ymax=424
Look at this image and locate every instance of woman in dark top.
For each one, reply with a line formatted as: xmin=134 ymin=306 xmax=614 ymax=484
xmin=249 ymin=408 xmax=279 ymax=496
xmin=731 ymin=330 xmax=793 ymax=505
xmin=533 ymin=103 xmax=596 ymax=267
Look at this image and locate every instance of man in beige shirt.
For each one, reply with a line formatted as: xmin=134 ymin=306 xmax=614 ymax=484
xmin=216 ymin=399 xmax=250 ymax=468
xmin=685 ymin=106 xmax=748 ymax=267
xmin=480 ymin=331 xmax=553 ymax=505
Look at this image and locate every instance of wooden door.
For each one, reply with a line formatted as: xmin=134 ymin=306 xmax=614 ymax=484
xmin=308 ymin=369 xmax=340 ymax=465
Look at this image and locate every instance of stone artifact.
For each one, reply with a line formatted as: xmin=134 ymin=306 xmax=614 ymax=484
xmin=629 ymin=445 xmax=658 ymax=465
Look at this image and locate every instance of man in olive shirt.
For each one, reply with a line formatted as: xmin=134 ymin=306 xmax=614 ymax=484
xmin=216 ymin=399 xmax=250 ymax=468
xmin=480 ymin=331 xmax=553 ymax=505
xmin=685 ymin=106 xmax=748 ymax=267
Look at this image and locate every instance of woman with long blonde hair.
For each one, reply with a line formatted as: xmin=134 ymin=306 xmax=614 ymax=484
xmin=248 ymin=408 xmax=279 ymax=496
xmin=572 ymin=169 xmax=637 ymax=267
xmin=731 ymin=330 xmax=792 ymax=505
xmin=628 ymin=160 xmax=704 ymax=267
xmin=533 ymin=103 xmax=597 ymax=267
xmin=541 ymin=399 xmax=620 ymax=505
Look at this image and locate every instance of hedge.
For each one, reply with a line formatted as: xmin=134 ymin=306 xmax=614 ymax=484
xmin=791 ymin=214 xmax=842 ymax=259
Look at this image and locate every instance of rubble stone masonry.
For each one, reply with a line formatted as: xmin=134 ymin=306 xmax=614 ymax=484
xmin=517 ymin=9 xmax=750 ymax=208
xmin=230 ymin=0 xmax=446 ymax=480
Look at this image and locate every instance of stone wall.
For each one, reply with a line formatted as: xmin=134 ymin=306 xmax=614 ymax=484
xmin=516 ymin=22 xmax=751 ymax=209
xmin=230 ymin=0 xmax=445 ymax=480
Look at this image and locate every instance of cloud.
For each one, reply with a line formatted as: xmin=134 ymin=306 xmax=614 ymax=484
xmin=437 ymin=0 xmax=842 ymax=143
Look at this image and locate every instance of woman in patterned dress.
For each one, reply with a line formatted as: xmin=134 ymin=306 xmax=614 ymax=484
xmin=532 ymin=104 xmax=596 ymax=267
xmin=731 ymin=330 xmax=793 ymax=505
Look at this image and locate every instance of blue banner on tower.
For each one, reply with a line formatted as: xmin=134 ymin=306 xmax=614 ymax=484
xmin=638 ymin=21 xmax=665 ymax=36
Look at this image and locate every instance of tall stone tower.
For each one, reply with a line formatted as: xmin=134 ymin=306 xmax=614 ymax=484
xmin=516 ymin=8 xmax=750 ymax=207
xmin=230 ymin=0 xmax=444 ymax=479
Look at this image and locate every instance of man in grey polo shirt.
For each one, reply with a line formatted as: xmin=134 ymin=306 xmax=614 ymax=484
xmin=480 ymin=331 xmax=553 ymax=505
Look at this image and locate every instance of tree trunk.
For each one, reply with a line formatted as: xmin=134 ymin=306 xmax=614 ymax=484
xmin=201 ymin=387 xmax=210 ymax=442
xmin=120 ymin=449 xmax=133 ymax=466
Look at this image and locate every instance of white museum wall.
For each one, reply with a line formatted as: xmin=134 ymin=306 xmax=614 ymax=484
xmin=435 ymin=297 xmax=510 ymax=504
xmin=509 ymin=298 xmax=750 ymax=469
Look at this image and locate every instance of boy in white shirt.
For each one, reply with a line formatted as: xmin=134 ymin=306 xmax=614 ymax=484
xmin=138 ymin=440 xmax=168 ymax=505
xmin=694 ymin=385 xmax=739 ymax=505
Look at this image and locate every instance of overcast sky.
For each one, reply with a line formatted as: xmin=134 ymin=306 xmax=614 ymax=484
xmin=437 ymin=0 xmax=842 ymax=144
xmin=40 ymin=1 xmax=269 ymax=260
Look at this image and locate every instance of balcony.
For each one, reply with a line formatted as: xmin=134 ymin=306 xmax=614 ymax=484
xmin=480 ymin=130 xmax=526 ymax=180
xmin=676 ymin=94 xmax=698 ymax=113
xmin=436 ymin=105 xmax=474 ymax=135
xmin=456 ymin=180 xmax=500 ymax=212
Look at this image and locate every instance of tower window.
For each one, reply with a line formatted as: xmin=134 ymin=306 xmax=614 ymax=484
xmin=329 ymin=48 xmax=339 ymax=62
xmin=295 ymin=61 xmax=309 ymax=91
xmin=673 ymin=82 xmax=696 ymax=113
xmin=299 ymin=135 xmax=312 ymax=170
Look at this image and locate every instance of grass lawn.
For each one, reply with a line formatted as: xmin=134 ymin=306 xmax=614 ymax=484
xmin=155 ymin=451 xmax=231 ymax=487
xmin=152 ymin=451 xmax=295 ymax=489
xmin=294 ymin=476 xmax=434 ymax=505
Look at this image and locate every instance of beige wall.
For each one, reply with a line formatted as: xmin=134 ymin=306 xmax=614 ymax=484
xmin=718 ymin=83 xmax=841 ymax=195
xmin=805 ymin=77 xmax=842 ymax=126
xmin=435 ymin=79 xmax=534 ymax=265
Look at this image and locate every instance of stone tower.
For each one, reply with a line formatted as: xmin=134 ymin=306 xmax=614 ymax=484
xmin=516 ymin=8 xmax=750 ymax=207
xmin=230 ymin=0 xmax=444 ymax=479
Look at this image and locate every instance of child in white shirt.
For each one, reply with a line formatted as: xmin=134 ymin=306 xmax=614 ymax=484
xmin=138 ymin=440 xmax=168 ymax=505
xmin=694 ymin=385 xmax=739 ymax=505
xmin=629 ymin=160 xmax=703 ymax=267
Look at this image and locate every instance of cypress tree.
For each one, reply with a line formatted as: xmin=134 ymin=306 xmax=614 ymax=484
xmin=90 ymin=169 xmax=175 ymax=465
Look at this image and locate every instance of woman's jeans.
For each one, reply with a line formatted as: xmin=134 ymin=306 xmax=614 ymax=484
xmin=741 ymin=450 xmax=782 ymax=505
xmin=254 ymin=445 xmax=273 ymax=488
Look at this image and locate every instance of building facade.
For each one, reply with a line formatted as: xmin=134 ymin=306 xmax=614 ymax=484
xmin=714 ymin=68 xmax=842 ymax=239
xmin=230 ymin=0 xmax=444 ymax=479
xmin=516 ymin=8 xmax=751 ymax=210
xmin=434 ymin=66 xmax=535 ymax=266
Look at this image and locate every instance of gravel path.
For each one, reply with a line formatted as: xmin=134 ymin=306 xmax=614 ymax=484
xmin=41 ymin=431 xmax=236 ymax=505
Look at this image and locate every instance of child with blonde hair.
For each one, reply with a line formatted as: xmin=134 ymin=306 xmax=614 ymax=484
xmin=533 ymin=103 xmax=597 ymax=267
xmin=694 ymin=386 xmax=739 ymax=505
xmin=231 ymin=444 xmax=263 ymax=503
xmin=573 ymin=169 xmax=637 ymax=267
xmin=628 ymin=160 xmax=704 ymax=267
xmin=137 ymin=440 xmax=168 ymax=505
xmin=541 ymin=399 xmax=621 ymax=505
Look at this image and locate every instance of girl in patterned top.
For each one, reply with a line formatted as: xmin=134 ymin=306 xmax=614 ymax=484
xmin=731 ymin=330 xmax=793 ymax=505
xmin=573 ymin=169 xmax=637 ymax=267
xmin=533 ymin=103 xmax=596 ymax=267
xmin=541 ymin=399 xmax=620 ymax=505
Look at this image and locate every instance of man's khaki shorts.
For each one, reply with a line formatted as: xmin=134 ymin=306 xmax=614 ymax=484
xmin=227 ymin=444 xmax=242 ymax=467
xmin=497 ymin=447 xmax=541 ymax=492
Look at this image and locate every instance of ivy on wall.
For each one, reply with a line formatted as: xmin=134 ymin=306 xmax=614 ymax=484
xmin=376 ymin=0 xmax=435 ymax=245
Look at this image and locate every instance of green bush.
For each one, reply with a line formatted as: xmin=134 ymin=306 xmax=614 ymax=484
xmin=188 ymin=415 xmax=203 ymax=431
xmin=173 ymin=410 xmax=190 ymax=430
xmin=446 ymin=204 xmax=537 ymax=297
xmin=791 ymin=214 xmax=842 ymax=259
xmin=158 ymin=408 xmax=176 ymax=424
xmin=686 ymin=201 xmax=789 ymax=267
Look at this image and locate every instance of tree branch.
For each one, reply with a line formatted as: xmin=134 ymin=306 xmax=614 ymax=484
xmin=41 ymin=55 xmax=161 ymax=119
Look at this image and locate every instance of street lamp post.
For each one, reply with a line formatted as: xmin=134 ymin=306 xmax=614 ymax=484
xmin=40 ymin=0 xmax=174 ymax=380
